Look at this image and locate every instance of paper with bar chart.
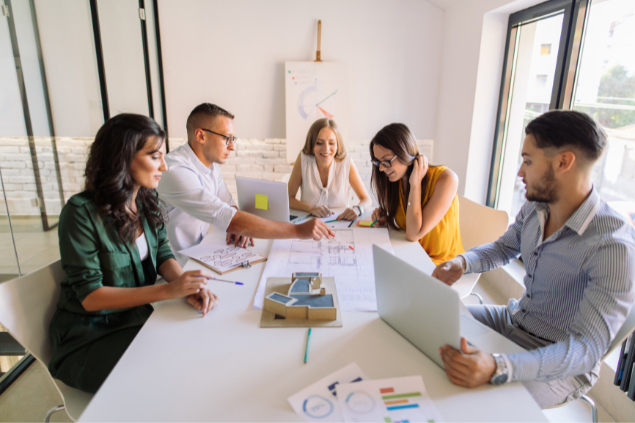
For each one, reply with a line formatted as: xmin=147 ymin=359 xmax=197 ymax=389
xmin=287 ymin=363 xmax=368 ymax=422
xmin=285 ymin=62 xmax=350 ymax=164
xmin=253 ymin=228 xmax=393 ymax=312
xmin=336 ymin=376 xmax=444 ymax=423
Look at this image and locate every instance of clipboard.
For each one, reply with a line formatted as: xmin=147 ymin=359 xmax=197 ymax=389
xmin=179 ymin=241 xmax=267 ymax=275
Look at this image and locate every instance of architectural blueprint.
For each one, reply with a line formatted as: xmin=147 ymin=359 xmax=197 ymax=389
xmin=255 ymin=228 xmax=394 ymax=312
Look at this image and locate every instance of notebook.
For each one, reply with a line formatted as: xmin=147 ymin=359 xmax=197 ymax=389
xmin=179 ymin=240 xmax=267 ymax=274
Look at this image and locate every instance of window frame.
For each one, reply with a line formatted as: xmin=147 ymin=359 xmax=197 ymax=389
xmin=486 ymin=0 xmax=590 ymax=208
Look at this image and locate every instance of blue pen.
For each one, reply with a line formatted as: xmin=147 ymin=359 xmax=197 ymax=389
xmin=294 ymin=214 xmax=313 ymax=224
xmin=196 ymin=275 xmax=243 ymax=285
xmin=348 ymin=220 xmax=355 ymax=228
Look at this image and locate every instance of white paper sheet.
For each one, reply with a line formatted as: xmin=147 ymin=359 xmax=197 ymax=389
xmin=254 ymin=228 xmax=393 ymax=311
xmin=178 ymin=240 xmax=265 ymax=274
xmin=288 ymin=363 xmax=368 ymax=422
xmin=336 ymin=376 xmax=444 ymax=423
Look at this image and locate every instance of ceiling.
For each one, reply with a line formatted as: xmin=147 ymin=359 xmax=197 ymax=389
xmin=425 ymin=0 xmax=465 ymax=10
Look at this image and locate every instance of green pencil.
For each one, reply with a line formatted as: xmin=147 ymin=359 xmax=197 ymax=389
xmin=304 ymin=328 xmax=312 ymax=363
xmin=370 ymin=218 xmax=379 ymax=227
xmin=325 ymin=219 xmax=338 ymax=223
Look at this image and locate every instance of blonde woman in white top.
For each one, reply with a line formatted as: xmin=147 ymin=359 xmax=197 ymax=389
xmin=288 ymin=118 xmax=372 ymax=220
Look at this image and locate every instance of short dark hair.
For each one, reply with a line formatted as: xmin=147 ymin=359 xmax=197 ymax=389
xmin=525 ymin=110 xmax=606 ymax=162
xmin=186 ymin=103 xmax=234 ymax=139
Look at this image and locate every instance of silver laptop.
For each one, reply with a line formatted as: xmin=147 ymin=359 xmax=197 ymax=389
xmin=236 ymin=176 xmax=298 ymax=222
xmin=373 ymin=245 xmax=525 ymax=369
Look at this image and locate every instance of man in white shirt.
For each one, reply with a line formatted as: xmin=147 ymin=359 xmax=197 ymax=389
xmin=157 ymin=103 xmax=332 ymax=265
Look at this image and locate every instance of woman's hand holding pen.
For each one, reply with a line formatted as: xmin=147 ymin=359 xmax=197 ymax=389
xmin=371 ymin=208 xmax=387 ymax=227
xmin=167 ymin=270 xmax=219 ymax=316
xmin=336 ymin=207 xmax=359 ymax=221
xmin=409 ymin=154 xmax=429 ymax=186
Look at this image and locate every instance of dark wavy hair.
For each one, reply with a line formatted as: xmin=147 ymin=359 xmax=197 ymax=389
xmin=84 ymin=114 xmax=166 ymax=243
xmin=370 ymin=123 xmax=437 ymax=231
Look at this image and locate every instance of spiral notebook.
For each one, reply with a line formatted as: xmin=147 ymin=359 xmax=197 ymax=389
xmin=179 ymin=240 xmax=267 ymax=274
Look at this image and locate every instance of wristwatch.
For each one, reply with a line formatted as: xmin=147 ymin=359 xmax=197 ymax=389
xmin=353 ymin=205 xmax=363 ymax=216
xmin=489 ymin=353 xmax=509 ymax=385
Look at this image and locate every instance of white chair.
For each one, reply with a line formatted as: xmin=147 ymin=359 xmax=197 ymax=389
xmin=545 ymin=302 xmax=635 ymax=422
xmin=0 ymin=260 xmax=93 ymax=421
xmin=451 ymin=196 xmax=509 ymax=302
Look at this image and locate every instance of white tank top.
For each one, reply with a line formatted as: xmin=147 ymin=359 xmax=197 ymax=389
xmin=300 ymin=152 xmax=351 ymax=208
xmin=136 ymin=232 xmax=149 ymax=261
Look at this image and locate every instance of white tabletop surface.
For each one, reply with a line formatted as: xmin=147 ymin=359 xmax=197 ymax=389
xmin=79 ymin=216 xmax=546 ymax=422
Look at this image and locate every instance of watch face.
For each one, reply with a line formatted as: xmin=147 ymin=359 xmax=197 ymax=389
xmin=492 ymin=374 xmax=508 ymax=385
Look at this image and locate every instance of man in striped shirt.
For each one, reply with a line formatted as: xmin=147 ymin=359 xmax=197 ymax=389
xmin=432 ymin=110 xmax=635 ymax=408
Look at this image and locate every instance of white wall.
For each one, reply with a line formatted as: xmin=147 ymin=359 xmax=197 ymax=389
xmin=434 ymin=0 xmax=544 ymax=203
xmin=158 ymin=0 xmax=444 ymax=144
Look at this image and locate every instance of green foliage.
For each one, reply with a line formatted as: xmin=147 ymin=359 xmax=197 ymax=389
xmin=578 ymin=64 xmax=635 ymax=129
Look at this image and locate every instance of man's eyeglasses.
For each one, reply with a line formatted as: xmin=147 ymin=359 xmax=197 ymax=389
xmin=201 ymin=128 xmax=237 ymax=146
xmin=371 ymin=155 xmax=399 ymax=168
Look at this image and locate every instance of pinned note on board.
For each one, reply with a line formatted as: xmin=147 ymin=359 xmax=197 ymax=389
xmin=255 ymin=194 xmax=269 ymax=210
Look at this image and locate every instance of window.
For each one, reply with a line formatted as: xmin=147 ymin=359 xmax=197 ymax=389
xmin=540 ymin=43 xmax=552 ymax=55
xmin=488 ymin=0 xmax=635 ymax=217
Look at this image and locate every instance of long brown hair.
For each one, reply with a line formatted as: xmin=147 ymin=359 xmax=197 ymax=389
xmin=370 ymin=123 xmax=435 ymax=230
xmin=301 ymin=118 xmax=347 ymax=161
xmin=84 ymin=114 xmax=166 ymax=243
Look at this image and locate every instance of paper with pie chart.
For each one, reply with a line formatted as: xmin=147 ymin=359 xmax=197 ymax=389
xmin=285 ymin=62 xmax=350 ymax=164
xmin=336 ymin=376 xmax=444 ymax=423
xmin=287 ymin=363 xmax=368 ymax=422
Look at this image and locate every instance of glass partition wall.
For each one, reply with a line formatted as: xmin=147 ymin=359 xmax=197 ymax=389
xmin=0 ymin=0 xmax=167 ymax=388
xmin=488 ymin=0 xmax=635 ymax=217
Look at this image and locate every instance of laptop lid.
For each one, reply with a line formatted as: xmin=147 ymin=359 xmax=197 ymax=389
xmin=373 ymin=245 xmax=461 ymax=368
xmin=236 ymin=176 xmax=290 ymax=222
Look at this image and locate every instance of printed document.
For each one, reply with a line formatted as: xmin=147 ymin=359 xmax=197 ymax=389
xmin=254 ymin=228 xmax=393 ymax=311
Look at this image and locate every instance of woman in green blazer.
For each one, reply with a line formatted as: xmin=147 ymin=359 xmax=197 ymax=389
xmin=48 ymin=114 xmax=218 ymax=393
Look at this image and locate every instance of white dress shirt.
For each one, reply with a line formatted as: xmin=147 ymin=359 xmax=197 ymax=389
xmin=157 ymin=143 xmax=237 ymax=265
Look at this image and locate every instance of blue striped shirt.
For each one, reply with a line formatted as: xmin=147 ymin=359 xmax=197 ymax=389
xmin=462 ymin=188 xmax=635 ymax=382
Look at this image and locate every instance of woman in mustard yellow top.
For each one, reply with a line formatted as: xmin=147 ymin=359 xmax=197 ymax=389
xmin=369 ymin=123 xmax=464 ymax=265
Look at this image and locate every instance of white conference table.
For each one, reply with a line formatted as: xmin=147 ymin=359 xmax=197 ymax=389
xmin=79 ymin=217 xmax=546 ymax=422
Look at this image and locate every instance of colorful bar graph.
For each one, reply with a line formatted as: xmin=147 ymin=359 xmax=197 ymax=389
xmin=384 ymin=399 xmax=409 ymax=405
xmin=387 ymin=404 xmax=420 ymax=411
xmin=380 ymin=387 xmax=395 ymax=394
xmin=382 ymin=392 xmax=422 ymax=400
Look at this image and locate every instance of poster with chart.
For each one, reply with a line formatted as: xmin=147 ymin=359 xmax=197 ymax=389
xmin=285 ymin=62 xmax=350 ymax=164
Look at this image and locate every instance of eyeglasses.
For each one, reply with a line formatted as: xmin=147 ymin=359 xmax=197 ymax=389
xmin=201 ymin=128 xmax=237 ymax=146
xmin=371 ymin=155 xmax=399 ymax=168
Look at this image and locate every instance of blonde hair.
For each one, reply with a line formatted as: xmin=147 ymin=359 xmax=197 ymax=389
xmin=301 ymin=118 xmax=347 ymax=161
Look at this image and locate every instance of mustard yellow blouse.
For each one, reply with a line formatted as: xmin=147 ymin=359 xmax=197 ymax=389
xmin=395 ymin=165 xmax=464 ymax=265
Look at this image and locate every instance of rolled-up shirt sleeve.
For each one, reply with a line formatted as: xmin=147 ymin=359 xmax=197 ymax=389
xmin=460 ymin=201 xmax=525 ymax=274
xmin=157 ymin=164 xmax=237 ymax=232
xmin=504 ymin=240 xmax=635 ymax=382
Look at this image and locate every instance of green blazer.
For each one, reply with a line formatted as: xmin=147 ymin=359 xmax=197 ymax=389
xmin=48 ymin=191 xmax=175 ymax=380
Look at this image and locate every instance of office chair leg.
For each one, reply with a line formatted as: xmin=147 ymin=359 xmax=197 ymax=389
xmin=44 ymin=405 xmax=65 ymax=423
xmin=470 ymin=292 xmax=484 ymax=305
xmin=579 ymin=395 xmax=598 ymax=423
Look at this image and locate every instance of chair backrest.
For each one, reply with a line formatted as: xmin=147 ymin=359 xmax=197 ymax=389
xmin=0 ymin=260 xmax=65 ymax=366
xmin=606 ymin=302 xmax=635 ymax=361
xmin=458 ymin=196 xmax=509 ymax=250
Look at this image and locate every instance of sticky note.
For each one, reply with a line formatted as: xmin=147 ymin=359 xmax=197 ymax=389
xmin=357 ymin=220 xmax=373 ymax=227
xmin=255 ymin=194 xmax=268 ymax=210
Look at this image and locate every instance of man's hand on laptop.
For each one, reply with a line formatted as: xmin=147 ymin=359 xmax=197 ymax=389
xmin=297 ymin=219 xmax=334 ymax=240
xmin=439 ymin=338 xmax=496 ymax=388
xmin=431 ymin=256 xmax=466 ymax=286
xmin=226 ymin=233 xmax=255 ymax=248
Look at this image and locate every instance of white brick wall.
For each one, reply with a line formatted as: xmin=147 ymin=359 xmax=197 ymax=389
xmin=0 ymin=137 xmax=433 ymax=216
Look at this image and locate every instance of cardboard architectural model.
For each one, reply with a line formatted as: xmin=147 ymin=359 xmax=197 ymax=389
xmin=263 ymin=272 xmax=336 ymax=321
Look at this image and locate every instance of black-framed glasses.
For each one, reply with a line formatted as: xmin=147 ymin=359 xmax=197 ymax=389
xmin=371 ymin=155 xmax=399 ymax=168
xmin=201 ymin=128 xmax=237 ymax=146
